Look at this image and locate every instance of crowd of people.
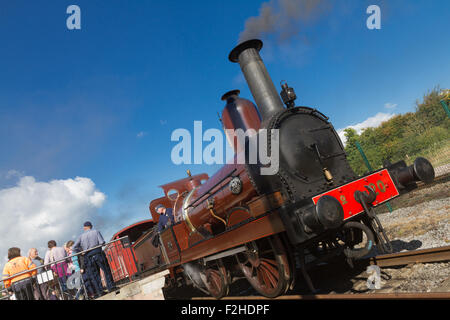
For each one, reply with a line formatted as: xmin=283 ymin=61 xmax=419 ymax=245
xmin=1 ymin=221 xmax=117 ymax=300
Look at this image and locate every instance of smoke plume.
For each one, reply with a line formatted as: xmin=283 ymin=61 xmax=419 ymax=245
xmin=238 ymin=0 xmax=332 ymax=43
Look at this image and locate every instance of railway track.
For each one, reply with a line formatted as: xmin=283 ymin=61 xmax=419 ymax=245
xmin=191 ymin=245 xmax=450 ymax=300
xmin=192 ymin=292 xmax=450 ymax=300
xmin=416 ymin=170 xmax=450 ymax=188
xmin=368 ymin=245 xmax=450 ymax=267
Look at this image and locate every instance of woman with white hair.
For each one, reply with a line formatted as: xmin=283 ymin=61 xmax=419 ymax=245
xmin=28 ymin=248 xmax=48 ymax=300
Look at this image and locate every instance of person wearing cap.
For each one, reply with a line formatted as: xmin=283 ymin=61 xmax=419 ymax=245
xmin=72 ymin=222 xmax=105 ymax=254
xmin=155 ymin=204 xmax=175 ymax=232
xmin=72 ymin=221 xmax=116 ymax=296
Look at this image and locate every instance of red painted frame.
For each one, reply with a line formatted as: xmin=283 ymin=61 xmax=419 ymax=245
xmin=312 ymin=169 xmax=399 ymax=220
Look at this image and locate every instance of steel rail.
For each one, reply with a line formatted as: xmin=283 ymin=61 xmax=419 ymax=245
xmin=368 ymin=245 xmax=450 ymax=268
xmin=416 ymin=171 xmax=449 ymax=187
xmin=192 ymin=292 xmax=450 ymax=300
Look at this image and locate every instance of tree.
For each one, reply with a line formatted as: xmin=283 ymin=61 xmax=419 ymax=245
xmin=344 ymin=86 xmax=449 ymax=175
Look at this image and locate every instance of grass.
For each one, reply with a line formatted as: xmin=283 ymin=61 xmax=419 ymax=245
xmin=375 ymin=175 xmax=450 ymax=214
xmin=387 ymin=216 xmax=441 ymax=238
xmin=404 ymin=138 xmax=450 ymax=168
xmin=382 ymin=204 xmax=449 ymax=240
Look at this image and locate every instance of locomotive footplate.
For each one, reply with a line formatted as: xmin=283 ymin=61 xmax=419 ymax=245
xmin=312 ymin=169 xmax=400 ymax=221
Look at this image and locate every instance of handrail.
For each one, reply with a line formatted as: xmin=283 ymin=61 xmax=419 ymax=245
xmin=1 ymin=236 xmax=130 ymax=284
xmin=186 ymin=168 xmax=237 ymax=209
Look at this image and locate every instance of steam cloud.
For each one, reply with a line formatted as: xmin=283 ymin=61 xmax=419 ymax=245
xmin=238 ymin=0 xmax=332 ymax=43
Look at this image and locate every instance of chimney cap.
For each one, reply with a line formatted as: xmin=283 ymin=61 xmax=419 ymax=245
xmin=221 ymin=89 xmax=240 ymax=101
xmin=229 ymin=39 xmax=263 ymax=63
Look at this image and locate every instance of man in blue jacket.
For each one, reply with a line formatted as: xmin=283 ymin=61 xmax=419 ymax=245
xmin=155 ymin=204 xmax=175 ymax=232
xmin=73 ymin=221 xmax=116 ymax=296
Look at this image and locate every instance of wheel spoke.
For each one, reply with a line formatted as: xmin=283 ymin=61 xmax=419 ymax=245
xmin=259 ymin=268 xmax=271 ymax=288
xmin=204 ymin=265 xmax=229 ymax=299
xmin=260 ymin=260 xmax=280 ymax=280
xmin=235 ymin=236 xmax=291 ymax=298
xmin=260 ymin=258 xmax=278 ymax=268
xmin=260 ymin=261 xmax=278 ymax=277
xmin=208 ymin=271 xmax=220 ymax=289
xmin=260 ymin=264 xmax=278 ymax=288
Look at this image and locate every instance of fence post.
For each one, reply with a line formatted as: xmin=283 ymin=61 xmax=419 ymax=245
xmin=355 ymin=141 xmax=393 ymax=213
xmin=355 ymin=141 xmax=373 ymax=171
xmin=440 ymin=100 xmax=450 ymax=118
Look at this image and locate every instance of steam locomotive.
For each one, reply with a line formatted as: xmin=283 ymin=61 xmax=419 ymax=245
xmin=114 ymin=39 xmax=435 ymax=298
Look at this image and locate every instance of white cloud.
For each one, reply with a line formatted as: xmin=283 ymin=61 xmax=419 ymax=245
xmin=136 ymin=131 xmax=147 ymax=138
xmin=384 ymin=102 xmax=398 ymax=109
xmin=0 ymin=175 xmax=106 ymax=270
xmin=4 ymin=169 xmax=24 ymax=180
xmin=337 ymin=112 xmax=396 ymax=146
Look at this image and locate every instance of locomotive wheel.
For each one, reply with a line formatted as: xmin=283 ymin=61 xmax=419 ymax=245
xmin=236 ymin=235 xmax=291 ymax=298
xmin=204 ymin=260 xmax=230 ymax=299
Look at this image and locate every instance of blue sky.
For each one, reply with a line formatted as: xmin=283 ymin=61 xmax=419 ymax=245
xmin=0 ymin=0 xmax=449 ymax=241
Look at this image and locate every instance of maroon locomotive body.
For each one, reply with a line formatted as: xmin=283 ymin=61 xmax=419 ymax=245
xmin=113 ymin=39 xmax=435 ymax=298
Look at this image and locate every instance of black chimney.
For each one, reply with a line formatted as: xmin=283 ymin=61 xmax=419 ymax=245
xmin=229 ymin=39 xmax=285 ymax=122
